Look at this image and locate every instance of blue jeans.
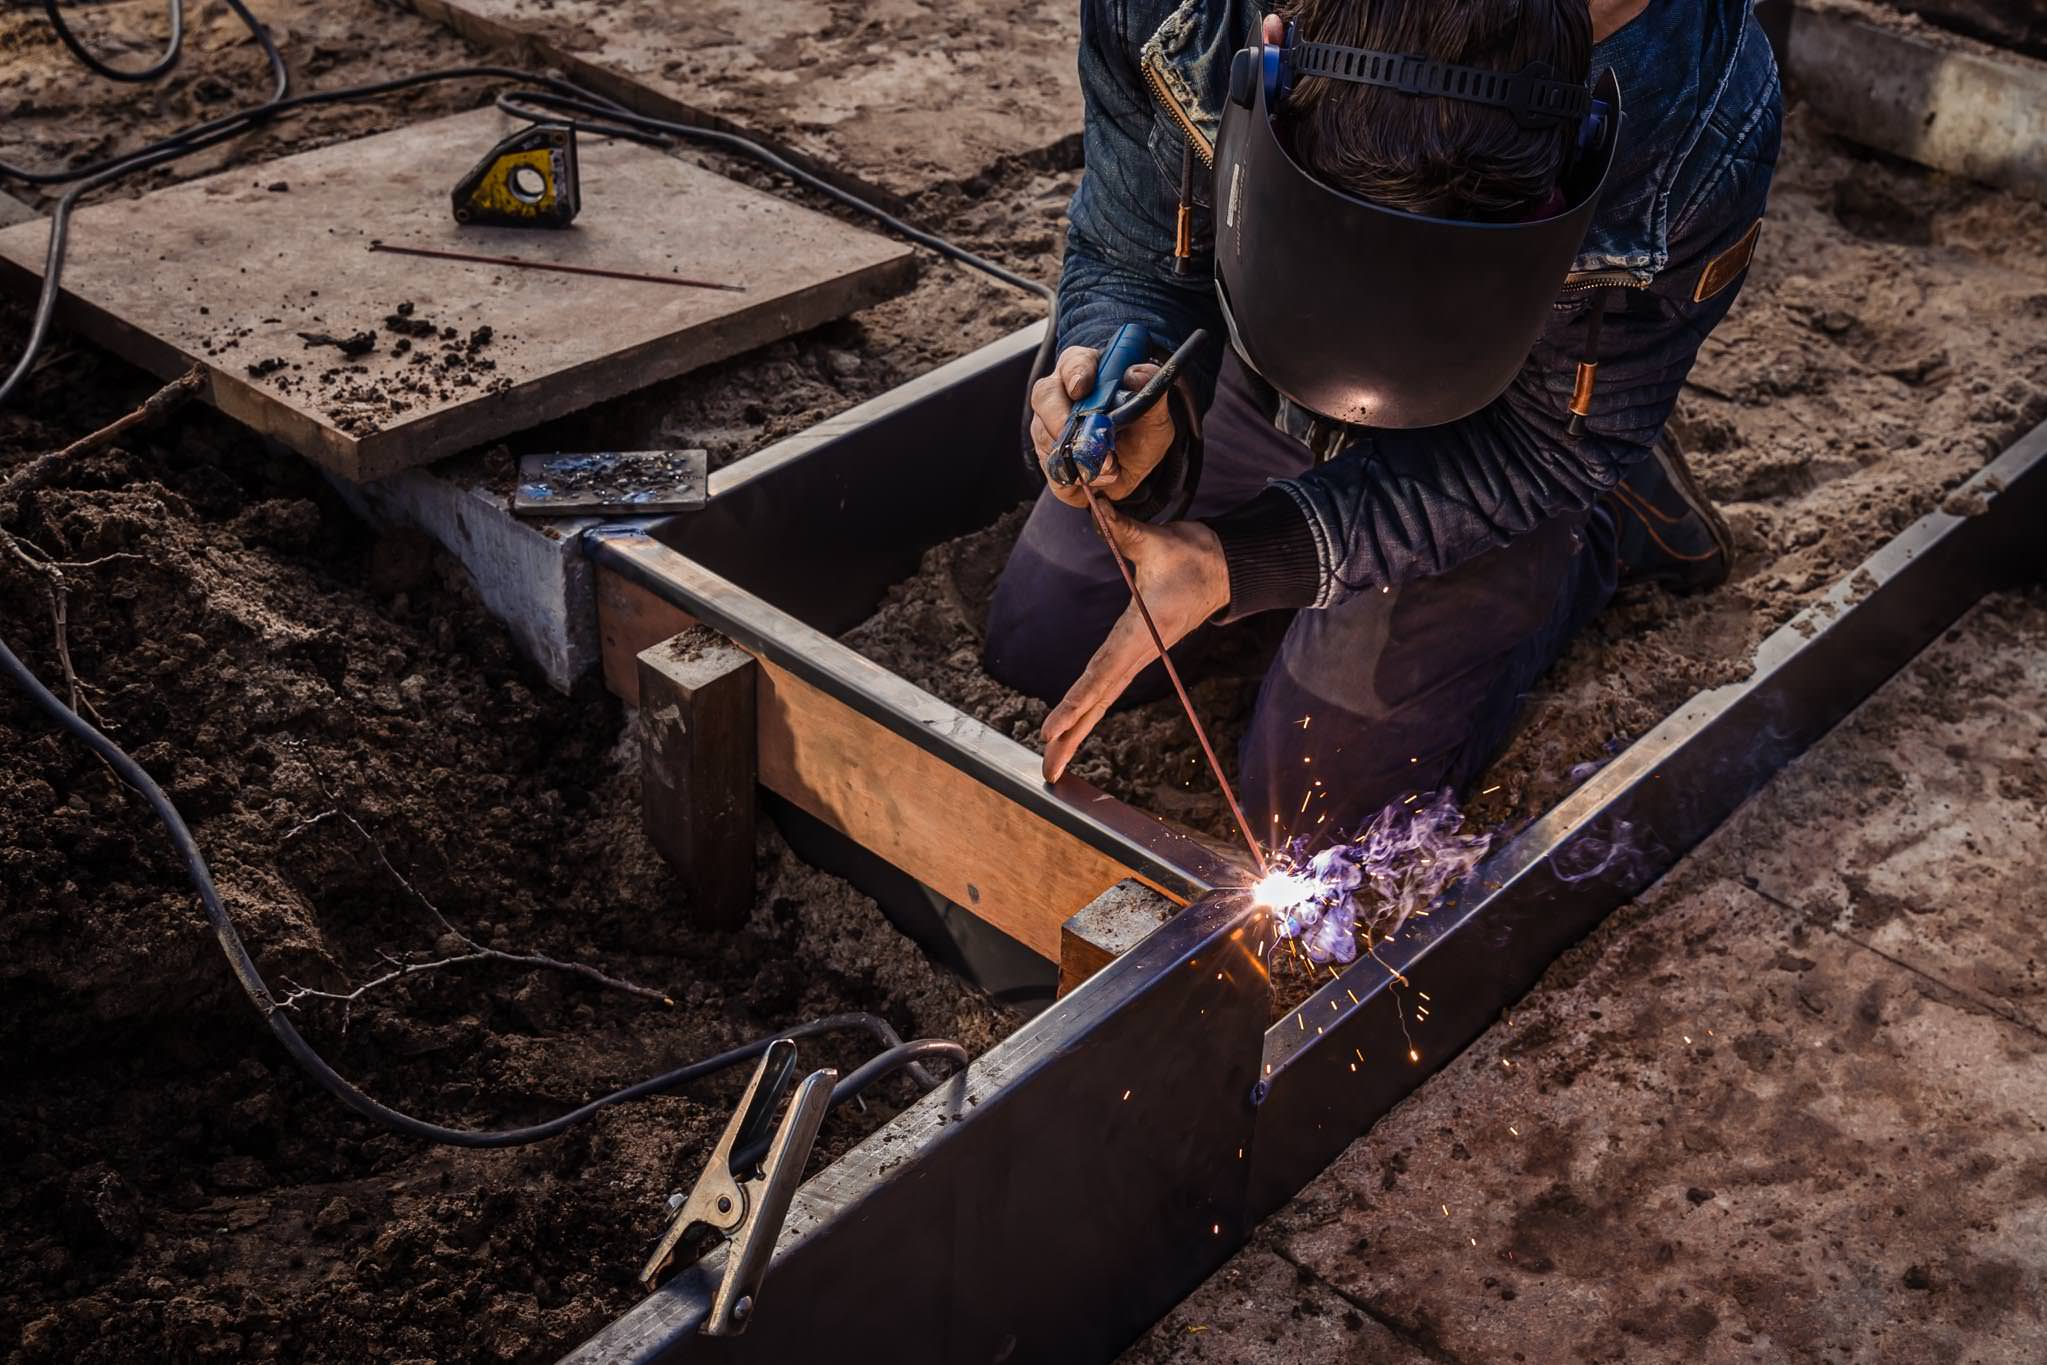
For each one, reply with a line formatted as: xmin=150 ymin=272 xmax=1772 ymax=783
xmin=984 ymin=358 xmax=1618 ymax=839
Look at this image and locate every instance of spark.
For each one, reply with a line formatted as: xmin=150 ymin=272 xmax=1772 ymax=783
xmin=1409 ymin=1049 xmax=1420 ymax=1064
xmin=1441 ymin=1204 xmax=1451 ymax=1217
xmin=1300 ymin=715 xmax=1312 ymax=729
xmin=1482 ymin=785 xmax=1501 ymax=795
xmin=1508 ymin=1125 xmax=1519 ymax=1136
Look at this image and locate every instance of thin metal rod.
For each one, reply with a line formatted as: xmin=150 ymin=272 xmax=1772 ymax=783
xmin=365 ymin=241 xmax=746 ymax=291
xmin=1078 ymin=477 xmax=1268 ymax=876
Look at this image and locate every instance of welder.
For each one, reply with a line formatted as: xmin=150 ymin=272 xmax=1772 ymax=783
xmin=984 ymin=0 xmax=1782 ymax=840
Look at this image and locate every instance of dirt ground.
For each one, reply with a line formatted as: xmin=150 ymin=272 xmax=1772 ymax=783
xmin=1 ymin=3 xmax=1039 ymax=1361
xmin=843 ymin=100 xmax=2047 ymax=846
xmin=1124 ymin=587 xmax=2047 ymax=1364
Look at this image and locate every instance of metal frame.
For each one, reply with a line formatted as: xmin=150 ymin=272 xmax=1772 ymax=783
xmin=561 ymin=321 xmax=2045 ymax=1361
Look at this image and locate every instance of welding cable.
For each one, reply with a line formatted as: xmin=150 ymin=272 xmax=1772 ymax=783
xmin=43 ymin=0 xmax=188 ymax=84
xmin=0 ymin=628 xmax=962 ymax=1147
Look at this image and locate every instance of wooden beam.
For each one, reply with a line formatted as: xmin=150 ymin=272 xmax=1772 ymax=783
xmin=598 ymin=566 xmax=1148 ymax=960
xmin=638 ymin=628 xmax=758 ymax=930
xmin=600 ymin=569 xmax=694 ymax=704
xmin=1059 ymin=880 xmax=1178 ymax=996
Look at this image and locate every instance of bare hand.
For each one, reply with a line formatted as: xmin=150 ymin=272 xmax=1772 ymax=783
xmin=1041 ymin=504 xmax=1230 ymax=782
xmin=1030 ymin=344 xmax=1177 ymax=508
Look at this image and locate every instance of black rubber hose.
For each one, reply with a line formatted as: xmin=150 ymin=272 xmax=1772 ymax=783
xmin=0 ymin=628 xmax=957 ymax=1146
xmin=1108 ymin=328 xmax=1209 ymax=428
xmin=44 ymin=0 xmax=187 ymax=84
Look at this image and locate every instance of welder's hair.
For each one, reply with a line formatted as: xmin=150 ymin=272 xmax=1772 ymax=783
xmin=1278 ymin=0 xmax=1593 ymax=218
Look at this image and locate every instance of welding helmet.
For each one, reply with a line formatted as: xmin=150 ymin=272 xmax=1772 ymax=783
xmin=1214 ymin=35 xmax=1621 ymax=428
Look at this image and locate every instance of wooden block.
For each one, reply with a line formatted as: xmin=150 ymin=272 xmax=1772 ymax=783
xmin=638 ymin=628 xmax=758 ymax=930
xmin=0 ymin=108 xmax=915 ymax=481
xmin=1059 ymin=880 xmax=1178 ymax=996
xmin=1791 ymin=2 xmax=2047 ymax=201
xmin=400 ymin=0 xmax=1081 ymax=202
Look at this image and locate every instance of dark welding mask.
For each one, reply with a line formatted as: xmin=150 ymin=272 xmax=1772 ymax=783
xmin=1214 ymin=35 xmax=1622 ymax=428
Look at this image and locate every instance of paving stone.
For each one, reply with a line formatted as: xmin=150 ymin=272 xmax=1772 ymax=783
xmin=1263 ymin=873 xmax=2046 ymax=1365
xmin=1736 ymin=593 xmax=2047 ymax=1032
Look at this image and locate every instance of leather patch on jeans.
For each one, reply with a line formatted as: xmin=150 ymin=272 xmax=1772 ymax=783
xmin=1694 ymin=218 xmax=1762 ymax=303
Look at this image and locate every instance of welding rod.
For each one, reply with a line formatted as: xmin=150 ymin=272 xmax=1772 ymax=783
xmin=366 ymin=241 xmax=746 ymax=292
xmin=1077 ymin=476 xmax=1269 ymax=876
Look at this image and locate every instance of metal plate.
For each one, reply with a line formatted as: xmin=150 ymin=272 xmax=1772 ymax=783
xmin=512 ymin=449 xmax=707 ymax=517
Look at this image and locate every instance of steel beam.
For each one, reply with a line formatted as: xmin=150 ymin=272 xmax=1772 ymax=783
xmin=559 ymin=891 xmax=1267 ymax=1365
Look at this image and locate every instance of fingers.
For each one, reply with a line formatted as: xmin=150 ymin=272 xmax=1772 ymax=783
xmin=1262 ymin=12 xmax=1285 ymax=44
xmin=1057 ymin=346 xmax=1099 ymax=399
xmin=1042 ymin=604 xmax=1151 ymax=782
xmin=1089 ymin=497 xmax=1156 ymax=562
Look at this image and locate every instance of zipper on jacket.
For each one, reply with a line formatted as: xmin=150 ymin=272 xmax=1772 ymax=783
xmin=1145 ymin=55 xmax=1212 ymax=275
xmin=1143 ymin=55 xmax=1215 ymax=166
xmin=1561 ymin=268 xmax=1651 ymax=292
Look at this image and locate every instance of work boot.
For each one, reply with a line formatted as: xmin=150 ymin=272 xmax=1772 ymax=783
xmin=1605 ymin=428 xmax=1733 ymax=593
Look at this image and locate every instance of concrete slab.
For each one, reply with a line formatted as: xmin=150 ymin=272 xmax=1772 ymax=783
xmin=1265 ymin=875 xmax=2046 ymax=1365
xmin=400 ymin=0 xmax=1081 ymax=202
xmin=321 ymin=462 xmax=642 ymax=695
xmin=1132 ymin=591 xmax=2047 ymax=1365
xmin=1121 ymin=1245 xmax=1429 ymax=1365
xmin=0 ymin=108 xmax=915 ymax=481
xmin=0 ymin=191 xmax=35 ymax=229
xmin=1737 ymin=594 xmax=2047 ymax=1032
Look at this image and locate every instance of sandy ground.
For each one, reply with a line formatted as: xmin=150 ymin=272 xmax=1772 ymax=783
xmin=1124 ymin=587 xmax=2047 ymax=1364
xmin=843 ymin=100 xmax=2047 ymax=848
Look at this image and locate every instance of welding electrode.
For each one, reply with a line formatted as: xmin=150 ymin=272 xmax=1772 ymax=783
xmin=1076 ymin=474 xmax=1268 ymax=877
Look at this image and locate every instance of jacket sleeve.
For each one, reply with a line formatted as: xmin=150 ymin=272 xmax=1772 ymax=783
xmin=1208 ymin=99 xmax=1782 ymax=615
xmin=1059 ymin=0 xmax=1229 ymax=410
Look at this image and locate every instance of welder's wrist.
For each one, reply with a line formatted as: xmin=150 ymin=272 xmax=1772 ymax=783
xmin=1202 ymin=485 xmax=1321 ymax=618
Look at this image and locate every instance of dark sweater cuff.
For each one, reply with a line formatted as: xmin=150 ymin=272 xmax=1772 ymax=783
xmin=1202 ymin=485 xmax=1321 ymax=618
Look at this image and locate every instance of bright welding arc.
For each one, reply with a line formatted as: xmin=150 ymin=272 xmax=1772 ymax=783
xmin=1075 ymin=476 xmax=1268 ymax=877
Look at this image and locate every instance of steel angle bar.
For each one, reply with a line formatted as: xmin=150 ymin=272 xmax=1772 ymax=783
xmin=1245 ymin=420 xmax=2047 ymax=1217
xmin=556 ymin=891 xmax=1268 ymax=1365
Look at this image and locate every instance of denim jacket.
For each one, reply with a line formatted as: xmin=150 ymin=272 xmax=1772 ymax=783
xmin=1060 ymin=0 xmax=1783 ymax=612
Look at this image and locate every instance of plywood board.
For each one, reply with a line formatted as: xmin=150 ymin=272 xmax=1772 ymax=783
xmin=0 ymin=108 xmax=915 ymax=481
xmin=402 ymin=0 xmax=1081 ymax=201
